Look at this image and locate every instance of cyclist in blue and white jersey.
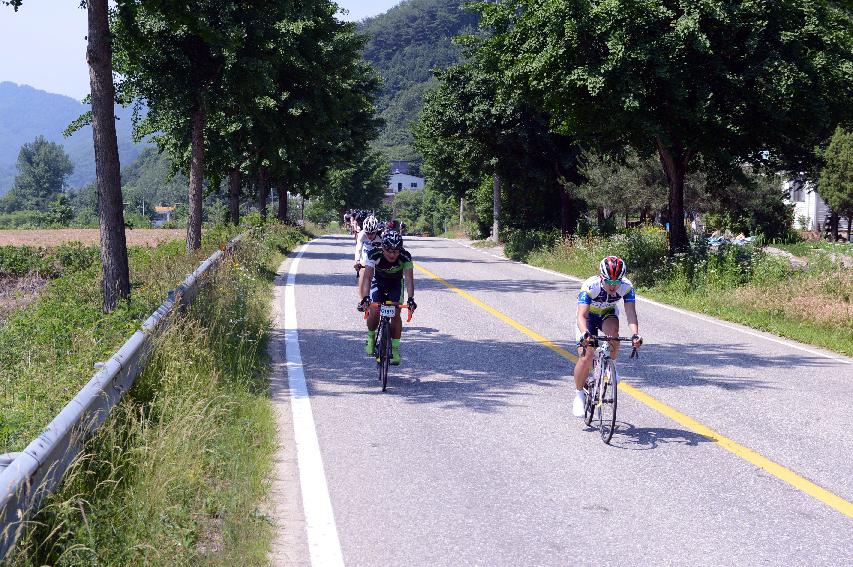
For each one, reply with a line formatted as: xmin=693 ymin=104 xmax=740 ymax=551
xmin=572 ymin=256 xmax=643 ymax=417
xmin=354 ymin=216 xmax=382 ymax=281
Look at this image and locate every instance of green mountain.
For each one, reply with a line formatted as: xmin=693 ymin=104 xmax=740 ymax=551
xmin=0 ymin=82 xmax=147 ymax=197
xmin=359 ymin=0 xmax=478 ymax=160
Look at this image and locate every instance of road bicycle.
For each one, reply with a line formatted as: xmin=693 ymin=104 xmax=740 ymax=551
xmin=363 ymin=301 xmax=413 ymax=391
xmin=581 ymin=336 xmax=639 ymax=444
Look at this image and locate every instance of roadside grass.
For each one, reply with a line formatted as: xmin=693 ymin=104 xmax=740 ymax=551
xmin=770 ymin=240 xmax=852 ymax=256
xmin=0 ymin=227 xmax=240 ymax=453
xmin=528 ymin=233 xmax=853 ymax=357
xmin=3 ymin=223 xmax=307 ymax=565
xmin=471 ymin=239 xmax=499 ymax=248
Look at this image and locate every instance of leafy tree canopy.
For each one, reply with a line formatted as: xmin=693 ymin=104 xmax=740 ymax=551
xmin=1 ymin=136 xmax=73 ymax=212
xmin=476 ymin=0 xmax=853 ymax=249
xmin=820 ymin=126 xmax=853 ymax=221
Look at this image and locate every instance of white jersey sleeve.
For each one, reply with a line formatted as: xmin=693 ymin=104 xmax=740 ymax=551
xmin=354 ymin=230 xmax=365 ymax=263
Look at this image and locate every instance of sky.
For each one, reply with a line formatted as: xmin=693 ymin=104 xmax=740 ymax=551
xmin=0 ymin=0 xmax=402 ymax=101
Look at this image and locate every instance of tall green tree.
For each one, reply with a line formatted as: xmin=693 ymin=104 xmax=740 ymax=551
xmin=1 ymin=136 xmax=73 ymax=212
xmin=478 ymin=0 xmax=853 ymax=252
xmin=318 ymin=151 xmax=388 ymax=216
xmin=113 ymin=0 xmax=247 ymax=251
xmin=414 ymin=61 xmax=581 ymax=239
xmin=5 ymin=0 xmax=131 ymax=311
xmin=820 ymin=126 xmax=853 ymax=240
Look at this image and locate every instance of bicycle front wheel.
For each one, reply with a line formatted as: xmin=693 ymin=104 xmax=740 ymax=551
xmin=380 ymin=320 xmax=391 ymax=391
xmin=597 ymin=359 xmax=618 ymax=443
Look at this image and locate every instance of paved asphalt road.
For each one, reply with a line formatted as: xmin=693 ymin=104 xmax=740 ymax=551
xmin=273 ymin=234 xmax=853 ymax=567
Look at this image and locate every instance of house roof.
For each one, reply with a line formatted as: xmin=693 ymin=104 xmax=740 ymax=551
xmin=154 ymin=206 xmax=176 ymax=214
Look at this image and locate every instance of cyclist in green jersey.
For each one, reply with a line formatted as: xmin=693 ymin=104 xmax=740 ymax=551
xmin=357 ymin=231 xmax=417 ymax=365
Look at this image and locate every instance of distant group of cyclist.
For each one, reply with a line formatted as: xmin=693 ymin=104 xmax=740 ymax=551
xmin=343 ymin=209 xmax=407 ymax=239
xmin=344 ymin=213 xmax=643 ymax=420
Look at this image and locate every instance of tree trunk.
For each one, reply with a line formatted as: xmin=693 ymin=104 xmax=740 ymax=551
xmin=228 ymin=168 xmax=240 ymax=225
xmin=847 ymin=215 xmax=852 ymax=242
xmin=554 ymin=159 xmax=578 ymax=235
xmin=301 ymin=195 xmax=305 ymax=221
xmin=656 ymin=138 xmax=692 ymax=253
xmin=87 ymin=0 xmax=130 ymax=313
xmin=459 ymin=197 xmax=464 ymax=225
xmin=258 ymin=166 xmax=270 ymax=220
xmin=559 ymin=189 xmax=574 ymax=235
xmin=276 ymin=179 xmax=288 ymax=222
xmin=491 ymin=173 xmax=501 ymax=242
xmin=830 ymin=211 xmax=840 ymax=241
xmin=186 ymin=107 xmax=205 ymax=252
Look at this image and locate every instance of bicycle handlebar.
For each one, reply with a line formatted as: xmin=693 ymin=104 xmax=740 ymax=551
xmin=362 ymin=302 xmax=414 ymax=322
xmin=580 ymin=335 xmax=641 ymax=359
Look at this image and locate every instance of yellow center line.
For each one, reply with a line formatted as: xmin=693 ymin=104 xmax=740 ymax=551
xmin=414 ymin=262 xmax=853 ymax=519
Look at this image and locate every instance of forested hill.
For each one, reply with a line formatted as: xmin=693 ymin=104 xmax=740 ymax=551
xmin=0 ymin=82 xmax=145 ymax=196
xmin=359 ymin=0 xmax=478 ymax=160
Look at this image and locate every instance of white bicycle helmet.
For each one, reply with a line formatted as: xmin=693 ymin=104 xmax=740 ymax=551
xmin=362 ymin=215 xmax=380 ymax=234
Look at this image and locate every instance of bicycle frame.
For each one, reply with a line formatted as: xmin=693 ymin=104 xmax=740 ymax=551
xmin=363 ymin=301 xmax=413 ymax=391
xmin=581 ymin=336 xmax=639 ymax=444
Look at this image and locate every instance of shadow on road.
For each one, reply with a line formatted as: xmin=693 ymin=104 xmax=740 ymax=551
xmin=281 ymin=326 xmax=566 ymax=414
xmin=591 ymin=420 xmax=713 ymax=450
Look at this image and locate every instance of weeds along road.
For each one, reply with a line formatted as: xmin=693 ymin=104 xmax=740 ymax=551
xmin=271 ymin=234 xmax=853 ymax=567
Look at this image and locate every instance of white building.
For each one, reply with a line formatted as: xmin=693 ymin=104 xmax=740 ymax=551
xmin=386 ymin=160 xmax=425 ymax=197
xmin=387 ymin=173 xmax=425 ymax=196
xmin=784 ymin=176 xmax=851 ymax=232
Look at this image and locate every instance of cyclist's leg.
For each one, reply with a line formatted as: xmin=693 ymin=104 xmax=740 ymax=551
xmin=389 ymin=279 xmax=404 ymax=339
xmin=573 ymin=313 xmax=601 ymax=390
xmin=366 ymin=280 xmax=384 ymax=332
xmin=364 ymin=281 xmax=384 ymax=355
xmin=384 ymin=280 xmax=404 ymax=364
xmin=601 ymin=314 xmax=620 ymax=358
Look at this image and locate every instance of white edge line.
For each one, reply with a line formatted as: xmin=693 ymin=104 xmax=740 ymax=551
xmin=443 ymin=237 xmax=852 ymax=366
xmin=284 ymin=241 xmax=345 ymax=567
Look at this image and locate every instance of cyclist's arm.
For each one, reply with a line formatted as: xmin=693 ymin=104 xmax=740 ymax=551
xmin=576 ymin=303 xmax=590 ymax=334
xmin=354 ymin=231 xmax=364 ymax=263
xmin=624 ymin=298 xmax=639 ymax=338
xmin=359 ymin=266 xmax=373 ymax=299
xmin=404 ymin=267 xmax=414 ymax=300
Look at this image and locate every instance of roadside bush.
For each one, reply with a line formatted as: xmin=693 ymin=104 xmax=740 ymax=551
xmin=304 ymin=200 xmax=338 ymax=226
xmin=0 ymin=243 xmax=98 ymax=278
xmin=502 ymin=228 xmax=562 ymax=261
xmin=0 ymin=210 xmax=49 ymax=229
xmin=463 ymin=220 xmax=485 ymax=240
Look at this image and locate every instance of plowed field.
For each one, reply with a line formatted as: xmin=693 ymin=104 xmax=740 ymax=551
xmin=0 ymin=229 xmax=185 ymax=247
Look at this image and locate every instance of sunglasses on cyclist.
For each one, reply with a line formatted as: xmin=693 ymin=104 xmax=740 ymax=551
xmin=603 ymin=278 xmax=622 ymax=285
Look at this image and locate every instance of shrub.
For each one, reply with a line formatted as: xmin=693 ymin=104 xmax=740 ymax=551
xmin=0 ymin=243 xmax=100 ymax=278
xmin=304 ymin=200 xmax=338 ymax=226
xmin=463 ymin=220 xmax=484 ymax=240
xmin=0 ymin=210 xmax=49 ymax=229
xmin=502 ymin=228 xmax=562 ymax=261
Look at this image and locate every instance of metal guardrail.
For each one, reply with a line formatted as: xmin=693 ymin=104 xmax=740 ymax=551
xmin=0 ymin=234 xmax=244 ymax=558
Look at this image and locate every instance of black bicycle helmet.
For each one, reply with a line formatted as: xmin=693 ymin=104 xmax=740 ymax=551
xmin=381 ymin=230 xmax=403 ymax=250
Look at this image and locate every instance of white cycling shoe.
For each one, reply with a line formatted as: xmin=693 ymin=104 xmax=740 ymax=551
xmin=572 ymin=390 xmax=586 ymax=418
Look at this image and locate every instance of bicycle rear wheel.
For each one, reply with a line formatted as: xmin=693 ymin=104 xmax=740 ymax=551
xmin=380 ymin=320 xmax=391 ymax=391
xmin=597 ymin=359 xmax=618 ymax=443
